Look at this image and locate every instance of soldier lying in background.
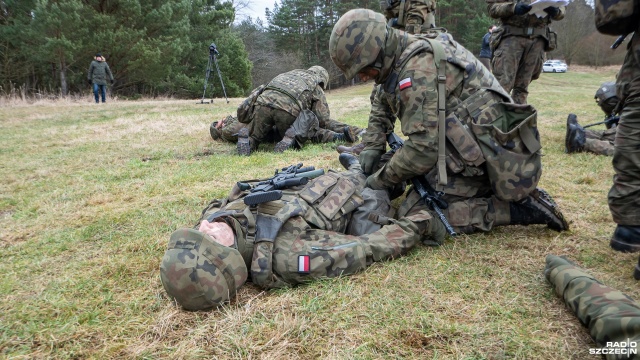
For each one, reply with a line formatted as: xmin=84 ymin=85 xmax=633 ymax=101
xmin=160 ymin=154 xmax=570 ymax=311
xmin=545 ymin=255 xmax=640 ymax=357
xmin=565 ymin=82 xmax=619 ymax=156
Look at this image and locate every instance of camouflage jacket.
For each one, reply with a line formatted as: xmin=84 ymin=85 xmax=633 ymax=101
xmin=87 ymin=60 xmax=114 ymax=85
xmin=487 ymin=0 xmax=565 ymax=29
xmin=363 ymin=32 xmax=510 ymax=196
xmin=196 ymin=168 xmax=429 ymax=289
xmin=382 ymin=0 xmax=437 ymax=32
xmin=256 ymin=69 xmax=331 ymax=123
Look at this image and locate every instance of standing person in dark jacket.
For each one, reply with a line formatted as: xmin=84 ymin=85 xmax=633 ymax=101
xmin=479 ymin=25 xmax=497 ymax=71
xmin=87 ymin=53 xmax=114 ymax=104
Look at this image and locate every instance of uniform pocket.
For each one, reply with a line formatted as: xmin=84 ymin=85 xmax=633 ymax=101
xmin=278 ymin=231 xmax=367 ymax=285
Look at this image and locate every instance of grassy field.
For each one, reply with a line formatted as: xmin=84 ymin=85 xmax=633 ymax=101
xmin=1 ymin=65 xmax=636 ymax=359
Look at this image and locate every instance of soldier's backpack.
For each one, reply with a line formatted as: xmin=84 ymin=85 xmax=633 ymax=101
xmin=595 ymin=0 xmax=639 ymax=35
xmin=237 ymin=84 xmax=266 ymax=124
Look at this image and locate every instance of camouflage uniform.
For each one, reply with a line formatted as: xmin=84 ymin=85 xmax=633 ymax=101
xmin=211 ymin=115 xmax=359 ymax=144
xmin=330 ymin=10 xmax=568 ymax=234
xmin=380 ymin=0 xmax=437 ymax=33
xmin=605 ymin=23 xmax=640 ymax=226
xmin=487 ymin=0 xmax=565 ymax=104
xmin=161 ymin=165 xmax=439 ymax=310
xmin=247 ymin=69 xmax=341 ymax=147
xmin=545 ymin=255 xmax=640 ymax=357
xmin=583 ymin=127 xmax=616 ymax=156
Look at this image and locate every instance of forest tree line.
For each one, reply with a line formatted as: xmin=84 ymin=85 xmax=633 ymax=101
xmin=0 ymin=0 xmax=626 ymax=99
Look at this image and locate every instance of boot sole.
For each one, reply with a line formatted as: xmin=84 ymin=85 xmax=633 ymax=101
xmin=610 ymin=238 xmax=640 ymax=253
xmin=236 ymin=128 xmax=251 ymax=156
xmin=274 ymin=137 xmax=294 ymax=153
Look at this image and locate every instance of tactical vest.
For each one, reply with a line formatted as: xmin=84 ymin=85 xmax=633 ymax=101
xmin=260 ymin=70 xmax=319 ymax=111
xmin=197 ymin=170 xmax=365 ymax=289
xmin=381 ymin=32 xmax=541 ymax=201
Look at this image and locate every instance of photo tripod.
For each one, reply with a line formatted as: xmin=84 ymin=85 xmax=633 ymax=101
xmin=198 ymin=43 xmax=229 ymax=104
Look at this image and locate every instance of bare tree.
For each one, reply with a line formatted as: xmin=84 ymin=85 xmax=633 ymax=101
xmin=550 ymin=0 xmax=595 ymax=64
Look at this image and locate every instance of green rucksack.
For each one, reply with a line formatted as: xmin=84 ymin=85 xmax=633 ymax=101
xmin=237 ymin=84 xmax=266 ymax=124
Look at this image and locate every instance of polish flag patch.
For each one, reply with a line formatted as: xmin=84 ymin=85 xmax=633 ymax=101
xmin=399 ymin=77 xmax=412 ymax=91
xmin=298 ymin=255 xmax=310 ymax=274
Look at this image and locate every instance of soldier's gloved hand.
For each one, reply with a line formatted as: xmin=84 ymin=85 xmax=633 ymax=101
xmin=543 ymin=6 xmax=560 ymax=17
xmin=365 ymin=173 xmax=388 ymax=191
xmin=514 ymin=3 xmax=532 ymax=15
xmin=359 ymin=148 xmax=384 ymax=175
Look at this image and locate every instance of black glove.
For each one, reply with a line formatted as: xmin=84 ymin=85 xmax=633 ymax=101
xmin=514 ymin=3 xmax=532 ymax=15
xmin=543 ymin=6 xmax=560 ymax=17
xmin=110 ymin=79 xmax=115 ymax=85
xmin=87 ymin=79 xmax=92 ymax=85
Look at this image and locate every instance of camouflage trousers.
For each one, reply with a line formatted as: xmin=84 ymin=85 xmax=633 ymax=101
xmin=609 ymin=102 xmax=640 ymax=225
xmin=397 ymin=185 xmax=512 ymax=235
xmin=584 ymin=126 xmax=616 ymax=156
xmin=491 ymin=35 xmax=545 ymax=104
xmin=248 ymin=105 xmax=357 ymax=146
xmin=545 ymin=255 xmax=640 ymax=353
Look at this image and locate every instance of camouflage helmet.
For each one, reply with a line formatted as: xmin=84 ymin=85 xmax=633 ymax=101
xmin=329 ymin=9 xmax=388 ymax=80
xmin=308 ymin=65 xmax=329 ymax=89
xmin=594 ymin=81 xmax=619 ymax=115
xmin=160 ymin=228 xmax=248 ymax=311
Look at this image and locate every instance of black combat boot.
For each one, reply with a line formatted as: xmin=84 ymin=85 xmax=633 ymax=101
xmin=333 ymin=126 xmax=358 ymax=143
xmin=337 ymin=142 xmax=366 ymax=155
xmin=274 ymin=127 xmax=297 ymax=153
xmin=339 ymin=153 xmax=360 ymax=170
xmin=509 ymin=188 xmax=569 ymax=231
xmin=236 ymin=128 xmax=254 ymax=156
xmin=610 ymin=225 xmax=640 ymax=253
xmin=210 ymin=121 xmax=220 ymax=140
xmin=565 ymin=114 xmax=586 ymax=153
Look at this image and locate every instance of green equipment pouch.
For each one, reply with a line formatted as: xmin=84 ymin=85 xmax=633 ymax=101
xmin=470 ymin=102 xmax=542 ymax=202
xmin=595 ymin=0 xmax=640 ymax=35
xmin=545 ymin=28 xmax=558 ymax=51
xmin=237 ymin=84 xmax=266 ymax=124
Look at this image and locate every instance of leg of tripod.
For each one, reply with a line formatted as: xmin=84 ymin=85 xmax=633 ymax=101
xmin=212 ymin=54 xmax=229 ymax=103
xmin=199 ymin=55 xmax=213 ymax=104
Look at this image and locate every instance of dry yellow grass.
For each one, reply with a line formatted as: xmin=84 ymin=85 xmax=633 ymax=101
xmin=1 ymin=65 xmax=637 ymax=359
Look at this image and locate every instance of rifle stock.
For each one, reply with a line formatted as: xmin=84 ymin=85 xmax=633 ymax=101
xmin=240 ymin=165 xmax=325 ymax=206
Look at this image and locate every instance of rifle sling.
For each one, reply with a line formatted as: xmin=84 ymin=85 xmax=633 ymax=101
xmin=424 ymin=37 xmax=449 ymax=189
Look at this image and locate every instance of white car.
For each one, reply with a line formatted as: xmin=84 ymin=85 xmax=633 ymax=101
xmin=542 ymin=60 xmax=568 ymax=73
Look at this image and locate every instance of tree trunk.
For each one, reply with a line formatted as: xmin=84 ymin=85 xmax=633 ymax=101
xmin=59 ymin=57 xmax=68 ymax=96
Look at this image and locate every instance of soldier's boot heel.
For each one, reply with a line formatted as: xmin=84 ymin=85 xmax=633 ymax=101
xmin=274 ymin=127 xmax=296 ymax=153
xmin=634 ymin=257 xmax=640 ymax=281
xmin=610 ymin=225 xmax=640 ymax=253
xmin=236 ymin=128 xmax=252 ymax=156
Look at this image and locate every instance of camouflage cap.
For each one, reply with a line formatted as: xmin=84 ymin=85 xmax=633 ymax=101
xmin=160 ymin=228 xmax=248 ymax=311
xmin=308 ymin=66 xmax=329 ymax=89
xmin=329 ymin=9 xmax=388 ymax=80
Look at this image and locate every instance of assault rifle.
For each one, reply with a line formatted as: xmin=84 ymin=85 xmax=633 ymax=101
xmin=583 ymin=114 xmax=620 ymax=129
xmin=386 ymin=133 xmax=457 ymax=236
xmin=237 ymin=163 xmax=324 ymax=206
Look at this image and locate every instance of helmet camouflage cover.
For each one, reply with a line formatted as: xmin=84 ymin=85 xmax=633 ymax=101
xmin=160 ymin=228 xmax=248 ymax=311
xmin=308 ymin=65 xmax=329 ymax=89
xmin=329 ymin=9 xmax=388 ymax=80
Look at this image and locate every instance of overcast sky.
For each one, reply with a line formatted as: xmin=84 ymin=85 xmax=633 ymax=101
xmin=238 ymin=0 xmax=279 ymax=22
